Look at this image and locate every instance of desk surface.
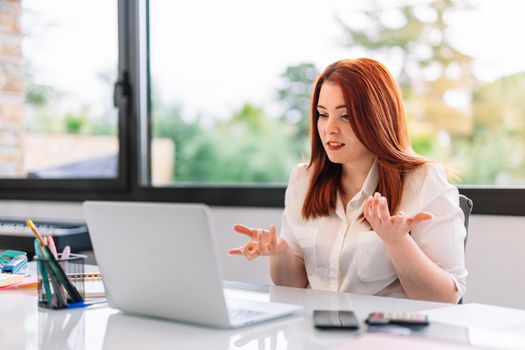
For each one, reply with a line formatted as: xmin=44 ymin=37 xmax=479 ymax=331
xmin=2 ymin=280 xmax=525 ymax=349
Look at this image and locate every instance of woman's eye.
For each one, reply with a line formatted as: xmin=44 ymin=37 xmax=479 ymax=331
xmin=340 ymin=115 xmax=350 ymax=120
xmin=318 ymin=113 xmax=328 ymax=119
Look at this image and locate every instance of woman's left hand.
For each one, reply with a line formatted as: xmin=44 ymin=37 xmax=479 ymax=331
xmin=364 ymin=192 xmax=433 ymax=246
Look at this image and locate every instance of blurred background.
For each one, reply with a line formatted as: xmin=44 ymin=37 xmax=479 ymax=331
xmin=1 ymin=0 xmax=524 ymax=187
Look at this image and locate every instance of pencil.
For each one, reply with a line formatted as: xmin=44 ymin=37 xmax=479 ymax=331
xmin=26 ymin=220 xmax=84 ymax=303
xmin=27 ymin=220 xmax=46 ymax=246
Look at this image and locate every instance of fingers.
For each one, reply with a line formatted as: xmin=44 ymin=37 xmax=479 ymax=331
xmin=232 ymin=224 xmax=257 ymax=239
xmin=257 ymin=226 xmax=279 ymax=255
xmin=228 ymin=247 xmax=242 ymax=255
xmin=364 ymin=195 xmax=374 ymax=221
xmin=257 ymin=228 xmax=269 ymax=254
xmin=365 ymin=193 xmax=391 ymax=226
xmin=243 ymin=244 xmax=260 ymax=260
xmin=391 ymin=210 xmax=404 ymax=224
xmin=407 ymin=212 xmax=434 ymax=226
xmin=229 ymin=242 xmax=260 ymax=260
xmin=268 ymin=224 xmax=277 ymax=251
xmin=414 ymin=212 xmax=434 ymax=221
xmin=378 ymin=196 xmax=390 ymax=223
xmin=229 ymin=224 xmax=279 ymax=260
xmin=372 ymin=192 xmax=381 ymax=222
xmin=363 ymin=191 xmax=435 ymax=241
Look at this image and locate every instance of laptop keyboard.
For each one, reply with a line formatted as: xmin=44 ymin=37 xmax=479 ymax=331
xmin=228 ymin=308 xmax=266 ymax=321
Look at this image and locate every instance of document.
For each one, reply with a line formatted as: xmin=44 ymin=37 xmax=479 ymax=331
xmin=423 ymin=303 xmax=525 ymax=348
xmin=334 ymin=333 xmax=483 ymax=349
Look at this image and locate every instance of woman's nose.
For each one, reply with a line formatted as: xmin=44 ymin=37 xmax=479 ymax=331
xmin=326 ymin=117 xmax=339 ymax=134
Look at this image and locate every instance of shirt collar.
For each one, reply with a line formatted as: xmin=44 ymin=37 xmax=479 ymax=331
xmin=335 ymin=159 xmax=379 ymax=220
xmin=361 ymin=158 xmax=379 ymax=198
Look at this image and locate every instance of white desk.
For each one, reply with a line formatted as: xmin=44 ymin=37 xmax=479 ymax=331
xmin=2 ymin=281 xmax=525 ymax=349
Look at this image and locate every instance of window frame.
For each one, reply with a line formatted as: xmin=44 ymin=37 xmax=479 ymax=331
xmin=0 ymin=0 xmax=129 ymax=196
xmin=0 ymin=0 xmax=524 ymax=217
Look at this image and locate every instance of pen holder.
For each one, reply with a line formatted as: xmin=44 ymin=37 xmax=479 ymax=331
xmin=35 ymin=253 xmax=86 ymax=309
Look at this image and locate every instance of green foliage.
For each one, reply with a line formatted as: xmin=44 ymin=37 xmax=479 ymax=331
xmin=153 ymin=103 xmax=211 ymax=181
xmin=22 ymin=0 xmax=525 ymax=186
xmin=25 ymin=82 xmax=118 ymax=136
xmin=339 ymin=0 xmax=474 ymax=128
xmin=277 ymin=63 xmax=318 ymax=159
xmin=32 ymin=111 xmax=64 ymax=132
xmin=90 ymin=116 xmax=117 ymax=136
xmin=335 ymin=0 xmax=525 ymax=185
xmin=410 ymin=132 xmax=435 ymax=156
xmin=210 ymin=103 xmax=297 ymax=183
xmin=64 ymin=111 xmax=88 ymax=134
xmin=153 ymin=101 xmax=298 ymax=183
xmin=25 ymin=84 xmax=50 ymax=107
xmin=456 ymin=72 xmax=525 ymax=184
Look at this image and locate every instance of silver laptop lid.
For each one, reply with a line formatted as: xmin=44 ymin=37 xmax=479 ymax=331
xmin=83 ymin=201 xmax=230 ymax=327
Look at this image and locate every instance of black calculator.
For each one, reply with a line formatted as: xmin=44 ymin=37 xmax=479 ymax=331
xmin=365 ymin=311 xmax=429 ymax=326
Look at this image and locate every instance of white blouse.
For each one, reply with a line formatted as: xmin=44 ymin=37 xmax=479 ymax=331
xmin=280 ymin=160 xmax=467 ymax=301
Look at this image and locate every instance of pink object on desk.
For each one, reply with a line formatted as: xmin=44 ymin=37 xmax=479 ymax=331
xmin=0 ymin=275 xmax=37 ymax=290
xmin=334 ymin=333 xmax=483 ymax=350
xmin=47 ymin=236 xmax=58 ymax=259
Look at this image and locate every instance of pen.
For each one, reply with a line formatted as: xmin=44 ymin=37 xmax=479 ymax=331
xmin=47 ymin=259 xmax=68 ymax=308
xmin=47 ymin=236 xmax=58 ymax=260
xmin=36 ymin=242 xmax=66 ymax=307
xmin=34 ymin=240 xmax=52 ymax=305
xmin=67 ymin=300 xmax=107 ymax=309
xmin=26 ymin=220 xmax=83 ymax=303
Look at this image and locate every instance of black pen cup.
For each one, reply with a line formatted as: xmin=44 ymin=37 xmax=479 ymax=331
xmin=35 ymin=253 xmax=86 ymax=309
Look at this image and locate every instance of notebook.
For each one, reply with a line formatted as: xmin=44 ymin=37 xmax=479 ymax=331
xmin=83 ymin=201 xmax=302 ymax=328
xmin=0 ymin=273 xmax=24 ymax=287
xmin=68 ymin=272 xmax=105 ymax=299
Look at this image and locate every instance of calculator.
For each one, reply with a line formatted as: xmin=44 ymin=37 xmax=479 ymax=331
xmin=365 ymin=311 xmax=429 ymax=326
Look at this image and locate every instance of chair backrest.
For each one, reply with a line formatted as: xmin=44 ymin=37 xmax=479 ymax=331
xmin=457 ymin=194 xmax=472 ymax=305
xmin=458 ymin=194 xmax=473 ymax=251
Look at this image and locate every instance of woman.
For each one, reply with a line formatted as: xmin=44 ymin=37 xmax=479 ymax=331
xmin=228 ymin=58 xmax=467 ymax=303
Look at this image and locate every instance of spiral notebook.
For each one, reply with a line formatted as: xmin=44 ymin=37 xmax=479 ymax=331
xmin=68 ymin=272 xmax=105 ymax=299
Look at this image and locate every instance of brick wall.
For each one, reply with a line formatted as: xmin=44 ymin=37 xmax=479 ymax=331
xmin=0 ymin=0 xmax=24 ymax=177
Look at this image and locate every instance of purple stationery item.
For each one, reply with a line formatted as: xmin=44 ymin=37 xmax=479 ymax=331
xmin=60 ymin=245 xmax=71 ymax=270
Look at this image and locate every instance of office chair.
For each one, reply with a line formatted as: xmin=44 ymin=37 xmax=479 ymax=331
xmin=457 ymin=194 xmax=473 ymax=304
xmin=459 ymin=194 xmax=473 ymax=253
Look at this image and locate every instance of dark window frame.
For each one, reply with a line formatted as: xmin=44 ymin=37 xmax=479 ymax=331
xmin=0 ymin=0 xmax=130 ymax=197
xmin=0 ymin=0 xmax=524 ymax=217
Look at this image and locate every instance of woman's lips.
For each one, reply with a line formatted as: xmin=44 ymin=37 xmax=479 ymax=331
xmin=326 ymin=141 xmax=345 ymax=151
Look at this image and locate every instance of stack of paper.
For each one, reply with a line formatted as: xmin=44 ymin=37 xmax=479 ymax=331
xmin=0 ymin=274 xmax=24 ymax=288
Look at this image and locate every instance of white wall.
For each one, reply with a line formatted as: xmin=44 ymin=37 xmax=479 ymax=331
xmin=214 ymin=208 xmax=525 ymax=310
xmin=1 ymin=200 xmax=524 ymax=309
xmin=465 ymin=215 xmax=525 ymax=309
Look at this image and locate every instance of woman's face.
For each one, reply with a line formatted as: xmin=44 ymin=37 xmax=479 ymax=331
xmin=317 ymin=82 xmax=374 ymax=166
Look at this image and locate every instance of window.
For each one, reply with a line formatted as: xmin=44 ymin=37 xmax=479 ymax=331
xmin=1 ymin=0 xmax=524 ymax=215
xmin=146 ymin=0 xmax=525 ymax=214
xmin=0 ymin=0 xmax=119 ymax=180
xmin=148 ymin=0 xmax=525 ymax=186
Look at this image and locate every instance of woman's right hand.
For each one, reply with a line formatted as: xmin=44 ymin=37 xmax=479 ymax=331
xmin=228 ymin=224 xmax=288 ymax=260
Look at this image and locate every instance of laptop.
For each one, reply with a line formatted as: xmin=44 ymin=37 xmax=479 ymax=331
xmin=83 ymin=201 xmax=302 ymax=328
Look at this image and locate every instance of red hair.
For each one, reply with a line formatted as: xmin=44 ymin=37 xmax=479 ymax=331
xmin=302 ymin=58 xmax=427 ymax=220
